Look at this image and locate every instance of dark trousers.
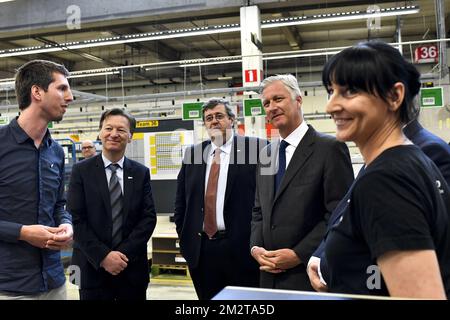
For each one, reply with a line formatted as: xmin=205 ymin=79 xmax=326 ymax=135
xmin=79 ymin=273 xmax=147 ymax=300
xmin=189 ymin=234 xmax=259 ymax=300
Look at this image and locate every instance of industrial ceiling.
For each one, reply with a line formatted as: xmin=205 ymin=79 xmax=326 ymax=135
xmin=0 ymin=0 xmax=448 ymax=104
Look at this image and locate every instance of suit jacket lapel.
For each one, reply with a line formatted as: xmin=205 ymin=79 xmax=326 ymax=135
xmin=274 ymin=125 xmax=315 ymax=203
xmin=200 ymin=140 xmax=210 ymax=200
xmin=122 ymin=157 xmax=134 ymax=223
xmin=94 ymin=155 xmax=111 ymax=214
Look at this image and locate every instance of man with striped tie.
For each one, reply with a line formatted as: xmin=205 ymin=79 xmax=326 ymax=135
xmin=68 ymin=108 xmax=157 ymax=300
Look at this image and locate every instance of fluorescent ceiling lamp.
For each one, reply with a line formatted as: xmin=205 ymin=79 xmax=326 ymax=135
xmin=69 ymin=26 xmax=241 ymax=50
xmin=0 ymin=47 xmax=61 ymax=58
xmin=68 ymin=71 xmax=119 ymax=79
xmin=261 ymin=5 xmax=419 ymax=28
xmin=218 ymin=76 xmax=233 ymax=80
xmin=0 ymin=5 xmax=419 ymax=58
xmin=263 ymin=51 xmax=340 ymax=61
xmin=179 ymin=59 xmax=241 ymax=68
xmin=79 ymin=52 xmax=104 ymax=63
xmin=0 ymin=25 xmax=240 ymax=58
xmin=145 ymin=65 xmax=179 ymax=71
xmin=0 ymin=0 xmax=15 ymax=2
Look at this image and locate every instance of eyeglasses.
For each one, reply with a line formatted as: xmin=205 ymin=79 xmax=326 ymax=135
xmin=82 ymin=146 xmax=94 ymax=150
xmin=204 ymin=113 xmax=227 ymax=123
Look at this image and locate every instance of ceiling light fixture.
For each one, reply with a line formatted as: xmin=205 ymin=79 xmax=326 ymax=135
xmin=68 ymin=71 xmax=120 ymax=78
xmin=263 ymin=50 xmax=341 ymax=61
xmin=78 ymin=52 xmax=105 ymax=63
xmin=2 ymin=38 xmax=443 ymax=84
xmin=217 ymin=76 xmax=233 ymax=80
xmin=0 ymin=5 xmax=419 ymax=58
xmin=0 ymin=25 xmax=241 ymax=58
xmin=179 ymin=59 xmax=241 ymax=68
xmin=261 ymin=5 xmax=419 ymax=28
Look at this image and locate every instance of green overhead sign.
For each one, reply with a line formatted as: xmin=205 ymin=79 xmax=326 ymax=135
xmin=420 ymin=87 xmax=443 ymax=108
xmin=243 ymin=98 xmax=265 ymax=117
xmin=182 ymin=102 xmax=203 ymax=120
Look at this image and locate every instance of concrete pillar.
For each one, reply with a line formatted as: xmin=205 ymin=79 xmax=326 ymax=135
xmin=240 ymin=5 xmax=266 ymax=139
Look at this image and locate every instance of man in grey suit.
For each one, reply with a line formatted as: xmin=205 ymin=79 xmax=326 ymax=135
xmin=250 ymin=74 xmax=354 ymax=291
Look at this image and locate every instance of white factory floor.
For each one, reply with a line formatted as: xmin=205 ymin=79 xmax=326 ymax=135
xmin=66 ymin=215 xmax=198 ymax=300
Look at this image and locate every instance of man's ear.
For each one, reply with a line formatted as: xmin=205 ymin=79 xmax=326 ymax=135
xmin=389 ymin=82 xmax=405 ymax=112
xmin=31 ymin=85 xmax=43 ymax=102
xmin=296 ymin=95 xmax=302 ymax=109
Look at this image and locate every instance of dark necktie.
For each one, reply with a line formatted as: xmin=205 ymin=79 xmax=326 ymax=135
xmin=109 ymin=163 xmax=123 ymax=248
xmin=204 ymin=148 xmax=221 ymax=239
xmin=275 ymin=140 xmax=289 ymax=192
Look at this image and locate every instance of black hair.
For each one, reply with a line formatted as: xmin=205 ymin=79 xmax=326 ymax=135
xmin=201 ymin=98 xmax=235 ymax=121
xmin=322 ymin=41 xmax=421 ymax=124
xmin=99 ymin=108 xmax=136 ymax=135
xmin=15 ymin=60 xmax=70 ymax=110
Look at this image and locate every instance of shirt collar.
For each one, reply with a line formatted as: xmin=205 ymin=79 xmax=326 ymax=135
xmin=9 ymin=117 xmax=53 ymax=146
xmin=102 ymin=153 xmax=125 ymax=169
xmin=210 ymin=132 xmax=234 ymax=156
xmin=280 ymin=121 xmax=308 ymax=148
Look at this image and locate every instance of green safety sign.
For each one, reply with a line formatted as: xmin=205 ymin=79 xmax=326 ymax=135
xmin=0 ymin=116 xmax=9 ymax=126
xmin=420 ymin=87 xmax=443 ymax=108
xmin=243 ymin=99 xmax=266 ymax=117
xmin=48 ymin=121 xmax=53 ymax=128
xmin=182 ymin=102 xmax=203 ymax=120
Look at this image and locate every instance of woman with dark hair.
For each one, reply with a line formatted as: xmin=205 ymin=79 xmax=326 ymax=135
xmin=319 ymin=41 xmax=450 ymax=299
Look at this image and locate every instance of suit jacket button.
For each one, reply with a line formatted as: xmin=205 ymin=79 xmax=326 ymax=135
xmin=271 ymin=225 xmax=276 ymax=230
xmin=197 ymin=232 xmax=202 ymax=237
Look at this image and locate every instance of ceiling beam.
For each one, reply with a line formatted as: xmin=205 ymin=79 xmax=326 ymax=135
xmin=33 ymin=36 xmax=117 ymax=68
xmin=152 ymin=23 xmax=213 ymax=58
xmin=111 ymin=27 xmax=181 ymax=61
xmin=272 ymin=12 xmax=303 ymax=50
xmin=189 ymin=21 xmax=236 ymax=56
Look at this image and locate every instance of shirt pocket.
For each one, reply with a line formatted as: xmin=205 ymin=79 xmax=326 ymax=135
xmin=40 ymin=157 xmax=63 ymax=204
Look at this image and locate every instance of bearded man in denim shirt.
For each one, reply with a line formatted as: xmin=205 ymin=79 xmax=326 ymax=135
xmin=0 ymin=60 xmax=74 ymax=299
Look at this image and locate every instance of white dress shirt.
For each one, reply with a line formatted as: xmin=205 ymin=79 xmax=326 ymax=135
xmin=102 ymin=153 xmax=125 ymax=193
xmin=204 ymin=133 xmax=234 ymax=231
xmin=279 ymin=120 xmax=309 ymax=169
xmin=307 ymin=256 xmax=328 ymax=285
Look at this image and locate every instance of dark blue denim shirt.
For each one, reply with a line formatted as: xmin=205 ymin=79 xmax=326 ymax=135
xmin=0 ymin=118 xmax=71 ymax=294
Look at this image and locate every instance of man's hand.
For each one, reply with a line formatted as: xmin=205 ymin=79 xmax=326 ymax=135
xmin=100 ymin=251 xmax=129 ymax=276
xmin=46 ymin=223 xmax=73 ymax=250
xmin=307 ymin=257 xmax=328 ymax=292
xmin=19 ymin=225 xmax=63 ymax=248
xmin=263 ymin=248 xmax=301 ymax=271
xmin=251 ymin=246 xmax=284 ymax=274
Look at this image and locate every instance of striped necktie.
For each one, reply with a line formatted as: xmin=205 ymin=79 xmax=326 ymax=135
xmin=109 ymin=163 xmax=123 ymax=248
